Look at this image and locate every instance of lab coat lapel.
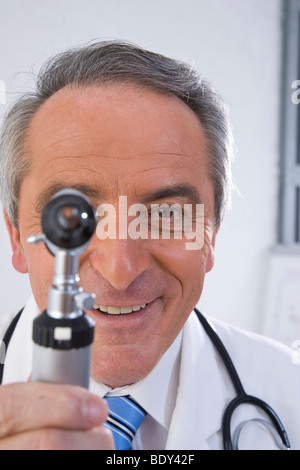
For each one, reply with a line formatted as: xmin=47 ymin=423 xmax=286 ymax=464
xmin=2 ymin=295 xmax=38 ymax=384
xmin=166 ymin=312 xmax=231 ymax=450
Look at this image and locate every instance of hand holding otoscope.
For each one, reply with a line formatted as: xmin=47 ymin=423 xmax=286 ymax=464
xmin=28 ymin=188 xmax=96 ymax=388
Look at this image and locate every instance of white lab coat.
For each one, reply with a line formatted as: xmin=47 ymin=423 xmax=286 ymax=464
xmin=1 ymin=295 xmax=300 ymax=450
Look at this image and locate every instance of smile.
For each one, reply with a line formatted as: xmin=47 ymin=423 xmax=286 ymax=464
xmin=93 ymin=304 xmax=148 ymax=314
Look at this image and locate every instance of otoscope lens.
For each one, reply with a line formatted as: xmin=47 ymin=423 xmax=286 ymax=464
xmin=58 ymin=206 xmax=80 ymax=229
xmin=42 ymin=190 xmax=96 ymax=249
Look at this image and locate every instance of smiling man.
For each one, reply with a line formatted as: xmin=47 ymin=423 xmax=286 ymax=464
xmin=0 ymin=41 xmax=299 ymax=450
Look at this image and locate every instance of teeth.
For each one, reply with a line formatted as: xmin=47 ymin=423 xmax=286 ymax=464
xmin=120 ymin=307 xmax=133 ymax=314
xmin=108 ymin=306 xmax=121 ymax=314
xmin=93 ymin=303 xmax=147 ymax=314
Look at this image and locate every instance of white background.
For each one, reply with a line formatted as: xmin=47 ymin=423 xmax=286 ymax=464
xmin=0 ymin=0 xmax=297 ymax=342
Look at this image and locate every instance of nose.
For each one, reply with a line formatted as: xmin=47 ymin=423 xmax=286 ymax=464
xmin=89 ymin=237 xmax=152 ymax=291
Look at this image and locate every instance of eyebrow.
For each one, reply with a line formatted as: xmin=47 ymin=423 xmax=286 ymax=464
xmin=35 ymin=181 xmax=203 ymax=215
xmin=139 ymin=183 xmax=203 ymax=205
xmin=35 ymin=182 xmax=101 ymax=214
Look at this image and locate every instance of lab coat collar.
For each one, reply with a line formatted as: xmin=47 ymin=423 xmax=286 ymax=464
xmin=166 ymin=311 xmax=230 ymax=450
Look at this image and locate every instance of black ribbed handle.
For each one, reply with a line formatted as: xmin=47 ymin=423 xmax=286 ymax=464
xmin=33 ymin=311 xmax=94 ymax=350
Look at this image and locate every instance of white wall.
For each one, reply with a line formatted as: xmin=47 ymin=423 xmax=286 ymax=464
xmin=0 ymin=0 xmax=283 ymax=335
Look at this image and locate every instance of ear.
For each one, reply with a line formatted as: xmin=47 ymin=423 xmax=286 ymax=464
xmin=3 ymin=209 xmax=28 ymax=274
xmin=205 ymin=229 xmax=217 ymax=273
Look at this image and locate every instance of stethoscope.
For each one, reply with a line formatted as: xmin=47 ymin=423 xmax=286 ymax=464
xmin=194 ymin=308 xmax=290 ymax=450
xmin=0 ymin=307 xmax=291 ymax=450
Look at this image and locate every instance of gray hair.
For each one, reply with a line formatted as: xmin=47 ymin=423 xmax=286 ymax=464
xmin=0 ymin=40 xmax=234 ymax=229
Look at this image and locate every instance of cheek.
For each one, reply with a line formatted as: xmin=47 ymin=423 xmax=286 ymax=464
xmin=151 ymin=237 xmax=210 ymax=301
xmin=177 ymin=250 xmax=208 ymax=308
xmin=152 ymin=241 xmax=209 ymax=352
xmin=23 ymin=243 xmax=55 ymax=311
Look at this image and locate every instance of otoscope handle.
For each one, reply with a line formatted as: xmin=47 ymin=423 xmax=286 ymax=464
xmin=32 ymin=311 xmax=94 ymax=388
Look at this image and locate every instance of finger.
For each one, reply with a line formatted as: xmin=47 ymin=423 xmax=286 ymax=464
xmin=0 ymin=425 xmax=115 ymax=450
xmin=0 ymin=382 xmax=108 ymax=438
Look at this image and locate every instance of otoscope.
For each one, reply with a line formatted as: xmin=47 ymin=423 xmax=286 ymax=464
xmin=27 ymin=188 xmax=96 ymax=388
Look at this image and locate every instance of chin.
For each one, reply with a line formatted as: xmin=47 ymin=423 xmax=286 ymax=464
xmin=90 ymin=342 xmax=160 ymax=388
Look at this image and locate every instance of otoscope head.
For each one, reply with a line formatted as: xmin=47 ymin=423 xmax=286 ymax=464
xmin=41 ymin=188 xmax=96 ymax=251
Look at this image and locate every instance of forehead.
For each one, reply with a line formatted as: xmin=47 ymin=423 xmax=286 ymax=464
xmin=24 ymin=84 xmax=212 ymax=204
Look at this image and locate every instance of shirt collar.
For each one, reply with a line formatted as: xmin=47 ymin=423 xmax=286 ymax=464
xmin=90 ymin=330 xmax=182 ymax=430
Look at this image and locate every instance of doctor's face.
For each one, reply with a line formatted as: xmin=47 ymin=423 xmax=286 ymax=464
xmin=7 ymin=84 xmax=216 ymax=387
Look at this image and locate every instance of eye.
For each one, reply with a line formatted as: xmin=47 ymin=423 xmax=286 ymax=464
xmin=158 ymin=207 xmax=176 ymax=219
xmin=149 ymin=204 xmax=184 ymax=239
xmin=153 ymin=203 xmax=183 ymax=220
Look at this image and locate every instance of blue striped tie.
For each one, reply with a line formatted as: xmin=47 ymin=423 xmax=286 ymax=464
xmin=104 ymin=395 xmax=146 ymax=450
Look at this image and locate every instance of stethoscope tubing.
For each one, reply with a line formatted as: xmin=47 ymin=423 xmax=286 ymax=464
xmin=222 ymin=394 xmax=290 ymax=450
xmin=194 ymin=308 xmax=290 ymax=450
